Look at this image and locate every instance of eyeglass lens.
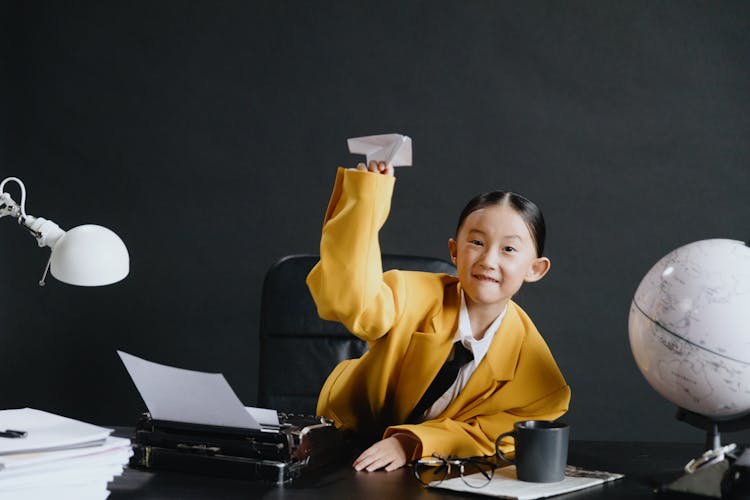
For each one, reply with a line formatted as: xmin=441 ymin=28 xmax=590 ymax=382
xmin=460 ymin=459 xmax=494 ymax=488
xmin=414 ymin=459 xmax=449 ymax=485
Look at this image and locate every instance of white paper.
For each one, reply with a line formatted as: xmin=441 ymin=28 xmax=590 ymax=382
xmin=347 ymin=133 xmax=412 ymax=167
xmin=246 ymin=407 xmax=280 ymax=427
xmin=0 ymin=436 xmax=131 ymax=471
xmin=0 ymin=482 xmax=110 ymax=500
xmin=118 ymin=351 xmax=260 ymax=430
xmin=0 ymin=409 xmax=111 ymax=456
xmin=432 ymin=465 xmax=623 ymax=500
xmin=0 ymin=464 xmax=122 ymax=489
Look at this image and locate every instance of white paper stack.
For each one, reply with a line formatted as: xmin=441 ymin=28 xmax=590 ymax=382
xmin=0 ymin=408 xmax=132 ymax=500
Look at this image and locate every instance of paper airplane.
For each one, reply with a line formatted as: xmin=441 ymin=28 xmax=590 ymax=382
xmin=347 ymin=133 xmax=412 ymax=167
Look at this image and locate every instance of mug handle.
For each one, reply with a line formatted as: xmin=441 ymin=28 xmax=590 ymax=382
xmin=495 ymin=431 xmax=516 ymax=464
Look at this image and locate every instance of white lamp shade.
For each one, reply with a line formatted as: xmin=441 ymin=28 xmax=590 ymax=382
xmin=49 ymin=224 xmax=130 ymax=286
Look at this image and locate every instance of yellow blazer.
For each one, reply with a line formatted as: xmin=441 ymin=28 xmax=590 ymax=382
xmin=307 ymin=168 xmax=571 ymax=459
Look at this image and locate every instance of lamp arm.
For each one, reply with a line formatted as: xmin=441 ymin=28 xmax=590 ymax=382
xmin=1 ymin=177 xmax=61 ymax=286
xmin=1 ymin=177 xmax=66 ymax=248
xmin=0 ymin=176 xmax=27 ymax=220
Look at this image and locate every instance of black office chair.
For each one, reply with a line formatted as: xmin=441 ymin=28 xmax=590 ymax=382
xmin=257 ymin=254 xmax=456 ymax=415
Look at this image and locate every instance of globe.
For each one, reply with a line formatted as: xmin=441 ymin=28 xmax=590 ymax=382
xmin=629 ymin=239 xmax=750 ymax=419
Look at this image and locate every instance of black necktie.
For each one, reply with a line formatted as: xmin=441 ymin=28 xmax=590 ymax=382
xmin=406 ymin=341 xmax=474 ymax=424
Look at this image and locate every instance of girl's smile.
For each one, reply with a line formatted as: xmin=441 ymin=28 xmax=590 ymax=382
xmin=473 ymin=273 xmax=499 ymax=283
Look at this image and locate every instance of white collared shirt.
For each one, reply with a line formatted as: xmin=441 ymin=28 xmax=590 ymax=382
xmin=421 ymin=292 xmax=507 ymax=421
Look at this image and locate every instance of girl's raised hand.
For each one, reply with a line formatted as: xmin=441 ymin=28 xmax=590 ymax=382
xmin=354 ymin=160 xmax=394 ymax=176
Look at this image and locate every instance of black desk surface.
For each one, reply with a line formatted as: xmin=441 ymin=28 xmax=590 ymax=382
xmin=107 ymin=440 xmax=708 ymax=499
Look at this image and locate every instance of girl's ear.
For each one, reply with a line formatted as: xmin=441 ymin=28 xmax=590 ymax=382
xmin=448 ymin=238 xmax=458 ymax=264
xmin=525 ymin=257 xmax=551 ymax=283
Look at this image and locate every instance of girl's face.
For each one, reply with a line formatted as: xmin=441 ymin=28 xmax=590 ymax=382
xmin=448 ymin=203 xmax=550 ymax=315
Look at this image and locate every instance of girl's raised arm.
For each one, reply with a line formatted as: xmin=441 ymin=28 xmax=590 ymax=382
xmin=306 ymin=162 xmax=398 ymax=341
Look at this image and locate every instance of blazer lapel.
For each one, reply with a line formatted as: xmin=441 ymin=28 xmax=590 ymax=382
xmin=485 ymin=302 xmax=525 ymax=381
xmin=442 ymin=301 xmax=526 ymax=417
xmin=393 ymin=283 xmax=461 ymax=422
xmin=430 ymin=278 xmax=461 ymax=334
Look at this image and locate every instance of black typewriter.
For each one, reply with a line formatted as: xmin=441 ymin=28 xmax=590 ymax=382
xmin=130 ymin=411 xmax=345 ymax=484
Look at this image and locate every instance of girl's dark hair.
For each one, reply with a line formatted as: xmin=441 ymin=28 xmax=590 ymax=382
xmin=456 ymin=191 xmax=546 ymax=257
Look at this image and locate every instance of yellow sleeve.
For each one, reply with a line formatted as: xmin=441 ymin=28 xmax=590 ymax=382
xmin=306 ymin=167 xmax=399 ymax=341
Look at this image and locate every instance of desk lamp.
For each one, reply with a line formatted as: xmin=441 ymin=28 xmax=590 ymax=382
xmin=0 ymin=176 xmax=129 ymax=286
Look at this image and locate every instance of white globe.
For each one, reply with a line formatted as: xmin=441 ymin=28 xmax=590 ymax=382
xmin=629 ymin=239 xmax=750 ymax=419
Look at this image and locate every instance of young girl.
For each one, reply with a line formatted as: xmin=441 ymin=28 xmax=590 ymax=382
xmin=306 ymin=160 xmax=570 ymax=472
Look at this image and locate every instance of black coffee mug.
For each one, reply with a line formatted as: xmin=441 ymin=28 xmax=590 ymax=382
xmin=495 ymin=420 xmax=569 ymax=483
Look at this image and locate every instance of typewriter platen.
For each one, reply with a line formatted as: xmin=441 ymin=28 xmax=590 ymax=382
xmin=131 ymin=412 xmax=346 ymax=484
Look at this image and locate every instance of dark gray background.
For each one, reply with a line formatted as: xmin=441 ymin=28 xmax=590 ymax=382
xmin=1 ymin=1 xmax=748 ymax=444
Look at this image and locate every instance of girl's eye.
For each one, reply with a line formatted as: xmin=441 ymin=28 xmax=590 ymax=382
xmin=503 ymin=246 xmax=517 ymax=252
xmin=469 ymin=240 xmax=483 ymax=246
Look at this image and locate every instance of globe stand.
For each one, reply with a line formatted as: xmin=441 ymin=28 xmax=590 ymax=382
xmin=675 ymin=407 xmax=750 ymax=452
xmin=656 ymin=408 xmax=750 ymax=497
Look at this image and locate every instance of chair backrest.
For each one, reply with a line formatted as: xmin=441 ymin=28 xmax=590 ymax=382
xmin=257 ymin=254 xmax=456 ymax=414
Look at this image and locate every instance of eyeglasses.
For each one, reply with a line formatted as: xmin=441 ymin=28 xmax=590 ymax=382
xmin=413 ymin=454 xmax=496 ymax=488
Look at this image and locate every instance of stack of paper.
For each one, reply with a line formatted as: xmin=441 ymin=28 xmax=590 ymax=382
xmin=0 ymin=408 xmax=132 ymax=500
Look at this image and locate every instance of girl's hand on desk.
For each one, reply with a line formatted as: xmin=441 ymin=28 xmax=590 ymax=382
xmin=352 ymin=434 xmax=419 ymax=472
xmin=353 ymin=160 xmax=394 ymax=177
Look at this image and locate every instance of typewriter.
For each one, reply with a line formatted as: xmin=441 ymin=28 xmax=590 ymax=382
xmin=117 ymin=350 xmax=346 ymax=485
xmin=130 ymin=411 xmax=345 ymax=484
